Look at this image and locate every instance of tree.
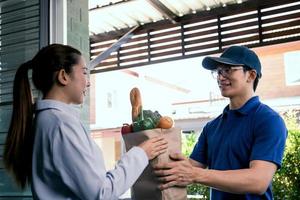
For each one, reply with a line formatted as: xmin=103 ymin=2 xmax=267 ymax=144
xmin=272 ymin=111 xmax=300 ymax=199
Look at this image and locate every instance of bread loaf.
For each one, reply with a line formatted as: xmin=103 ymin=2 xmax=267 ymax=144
xmin=130 ymin=87 xmax=142 ymax=121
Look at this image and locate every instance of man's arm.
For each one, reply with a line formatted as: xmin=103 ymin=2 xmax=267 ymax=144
xmin=189 ymin=158 xmax=206 ymax=168
xmin=155 ymin=154 xmax=277 ymax=195
xmin=194 ymin=160 xmax=277 ymax=194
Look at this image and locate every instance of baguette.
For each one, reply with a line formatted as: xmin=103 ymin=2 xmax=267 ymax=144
xmin=130 ymin=87 xmax=142 ymax=121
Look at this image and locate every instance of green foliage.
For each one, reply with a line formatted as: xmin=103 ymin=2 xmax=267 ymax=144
xmin=182 ymin=132 xmax=197 ymax=157
xmin=182 ymin=133 xmax=210 ymax=200
xmin=272 ymin=111 xmax=300 ymax=200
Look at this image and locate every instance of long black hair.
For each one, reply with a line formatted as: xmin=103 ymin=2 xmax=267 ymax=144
xmin=4 ymin=44 xmax=82 ymax=189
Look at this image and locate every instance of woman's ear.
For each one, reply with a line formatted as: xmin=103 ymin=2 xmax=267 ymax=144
xmin=57 ymin=69 xmax=69 ymax=86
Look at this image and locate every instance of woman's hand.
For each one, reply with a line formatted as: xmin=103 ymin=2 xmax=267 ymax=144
xmin=139 ymin=136 xmax=168 ymax=160
xmin=154 ymin=153 xmax=196 ymax=189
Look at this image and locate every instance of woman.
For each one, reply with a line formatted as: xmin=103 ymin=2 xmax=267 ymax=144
xmin=4 ymin=44 xmax=167 ymax=199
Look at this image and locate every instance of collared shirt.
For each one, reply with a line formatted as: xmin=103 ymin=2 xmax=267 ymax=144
xmin=32 ymin=99 xmax=148 ymax=200
xmin=190 ymin=96 xmax=287 ymax=200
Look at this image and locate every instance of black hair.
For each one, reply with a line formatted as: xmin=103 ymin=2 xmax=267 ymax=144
xmin=32 ymin=44 xmax=82 ymax=96
xmin=4 ymin=44 xmax=82 ymax=189
xmin=243 ymin=66 xmax=260 ymax=91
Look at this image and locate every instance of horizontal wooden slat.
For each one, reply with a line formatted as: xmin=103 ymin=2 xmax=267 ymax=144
xmin=184 ymin=21 xmax=218 ymax=32
xmin=184 ymin=35 xmax=219 ymax=46
xmin=120 ymin=41 xmax=148 ymax=51
xmin=140 ymin=21 xmax=178 ymax=34
xmin=261 ymin=3 xmax=300 ymax=17
xmin=119 ymin=55 xmax=149 ymax=63
xmin=184 ymin=29 xmax=218 ymax=40
xmin=91 ymin=51 xmax=118 ymax=58
xmin=119 ymin=48 xmax=148 ymax=57
xmin=150 ymin=35 xmax=182 ymax=45
xmin=91 ymin=34 xmax=149 ymax=51
xmin=222 ymin=28 xmax=259 ymax=39
xmin=150 ymin=42 xmax=181 ymax=52
xmin=221 ymin=21 xmax=259 ymax=32
xmin=94 ymin=60 xmax=118 ymax=68
xmin=150 ymin=28 xmax=181 ymax=38
xmin=262 ymin=19 xmax=300 ymax=32
xmin=125 ymin=34 xmax=149 ymax=43
xmin=222 ymin=35 xmax=260 ymax=46
xmin=185 ymin=43 xmax=219 ymax=53
xmin=262 ymin=12 xmax=300 ymax=25
xmin=221 ymin=12 xmax=258 ymax=25
xmin=90 ymin=43 xmax=114 ymax=51
xmin=150 ymin=49 xmax=182 ymax=58
xmin=263 ymin=27 xmax=300 ymax=39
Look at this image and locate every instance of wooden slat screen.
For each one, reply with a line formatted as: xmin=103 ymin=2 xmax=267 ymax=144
xmin=90 ymin=0 xmax=300 ymax=73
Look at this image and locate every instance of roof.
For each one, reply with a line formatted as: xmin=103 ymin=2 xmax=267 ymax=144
xmin=89 ymin=0 xmax=245 ymax=35
xmin=88 ymin=0 xmax=300 ymax=72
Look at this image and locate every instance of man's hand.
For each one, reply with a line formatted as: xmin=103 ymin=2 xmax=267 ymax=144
xmin=154 ymin=153 xmax=196 ymax=189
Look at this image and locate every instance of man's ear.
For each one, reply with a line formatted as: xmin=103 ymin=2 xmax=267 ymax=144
xmin=247 ymin=70 xmax=257 ymax=82
xmin=57 ymin=69 xmax=69 ymax=86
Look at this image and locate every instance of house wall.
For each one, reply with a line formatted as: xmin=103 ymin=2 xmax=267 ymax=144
xmin=255 ymin=41 xmax=300 ymax=99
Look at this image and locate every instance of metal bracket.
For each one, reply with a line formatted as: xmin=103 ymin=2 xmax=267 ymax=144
xmin=89 ymin=25 xmax=140 ymax=69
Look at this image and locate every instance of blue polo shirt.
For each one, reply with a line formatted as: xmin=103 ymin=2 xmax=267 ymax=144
xmin=190 ymin=96 xmax=287 ymax=200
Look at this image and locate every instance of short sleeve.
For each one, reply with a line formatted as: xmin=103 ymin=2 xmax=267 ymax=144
xmin=250 ymin=113 xmax=287 ymax=169
xmin=190 ymin=126 xmax=208 ymax=166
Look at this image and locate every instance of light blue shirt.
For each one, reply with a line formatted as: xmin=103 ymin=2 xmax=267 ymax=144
xmin=32 ymin=99 xmax=148 ymax=200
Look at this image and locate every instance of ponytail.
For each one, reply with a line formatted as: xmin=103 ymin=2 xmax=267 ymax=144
xmin=4 ymin=60 xmax=34 ymax=189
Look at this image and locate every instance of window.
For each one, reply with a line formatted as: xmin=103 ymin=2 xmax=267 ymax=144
xmin=284 ymin=51 xmax=300 ymax=86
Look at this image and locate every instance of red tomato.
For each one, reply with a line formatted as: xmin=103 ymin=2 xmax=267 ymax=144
xmin=121 ymin=123 xmax=133 ymax=134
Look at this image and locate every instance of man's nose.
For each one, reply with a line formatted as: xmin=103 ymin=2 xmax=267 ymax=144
xmin=86 ymin=80 xmax=91 ymax=88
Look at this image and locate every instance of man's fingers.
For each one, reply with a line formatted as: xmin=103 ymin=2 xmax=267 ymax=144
xmin=158 ymin=181 xmax=177 ymax=190
xmin=157 ymin=174 xmax=179 ymax=182
xmin=153 ymin=161 xmax=178 ymax=170
xmin=154 ymin=167 xmax=176 ymax=176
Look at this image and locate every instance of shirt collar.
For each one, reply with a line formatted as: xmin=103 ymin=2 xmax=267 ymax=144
xmin=35 ymin=99 xmax=81 ymax=119
xmin=222 ymin=96 xmax=260 ymax=116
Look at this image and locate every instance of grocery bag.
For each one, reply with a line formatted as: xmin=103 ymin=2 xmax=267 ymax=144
xmin=122 ymin=127 xmax=187 ymax=200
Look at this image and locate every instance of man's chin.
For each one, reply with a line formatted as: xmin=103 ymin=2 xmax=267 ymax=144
xmin=220 ymin=91 xmax=231 ymax=98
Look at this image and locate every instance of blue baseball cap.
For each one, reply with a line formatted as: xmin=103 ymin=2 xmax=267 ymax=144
xmin=202 ymin=46 xmax=262 ymax=78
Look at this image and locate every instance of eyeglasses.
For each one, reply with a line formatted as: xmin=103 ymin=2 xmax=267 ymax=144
xmin=211 ymin=66 xmax=244 ymax=79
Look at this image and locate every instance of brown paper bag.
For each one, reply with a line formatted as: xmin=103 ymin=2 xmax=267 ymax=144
xmin=122 ymin=127 xmax=187 ymax=200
